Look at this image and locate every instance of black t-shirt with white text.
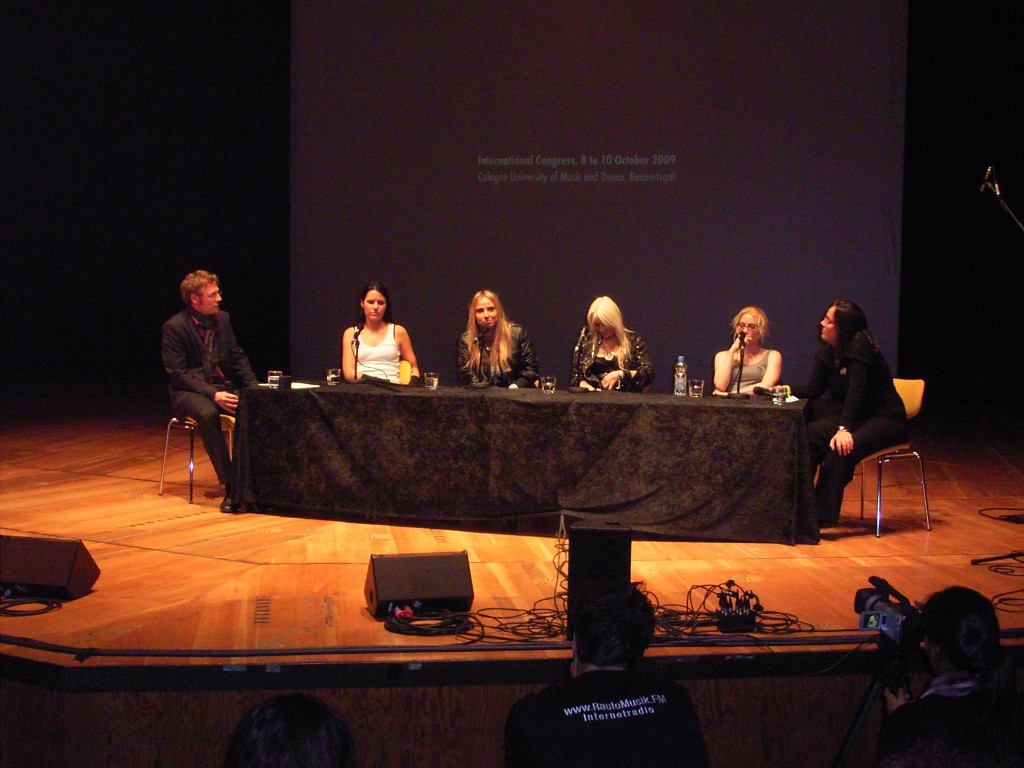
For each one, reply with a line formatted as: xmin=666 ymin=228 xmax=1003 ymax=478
xmin=504 ymin=669 xmax=709 ymax=768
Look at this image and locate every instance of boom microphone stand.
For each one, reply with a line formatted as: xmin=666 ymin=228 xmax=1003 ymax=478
xmin=980 ymin=165 xmax=1024 ymax=234
xmin=972 ymin=165 xmax=1023 ymax=563
xmin=971 ymin=550 xmax=1024 ymax=566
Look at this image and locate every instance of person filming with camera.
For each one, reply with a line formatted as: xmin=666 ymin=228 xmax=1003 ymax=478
xmin=878 ymin=586 xmax=1023 ymax=768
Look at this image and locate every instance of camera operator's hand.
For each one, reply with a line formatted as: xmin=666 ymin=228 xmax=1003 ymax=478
xmin=884 ymin=685 xmax=911 ymax=713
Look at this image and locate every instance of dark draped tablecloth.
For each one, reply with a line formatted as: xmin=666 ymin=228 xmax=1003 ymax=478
xmin=234 ymin=384 xmax=818 ymax=544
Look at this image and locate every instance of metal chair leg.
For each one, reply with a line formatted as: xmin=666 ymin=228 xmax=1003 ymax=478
xmin=860 ymin=462 xmax=867 ymax=520
xmin=159 ymin=417 xmax=196 ymax=504
xmin=186 ymin=424 xmax=194 ymax=503
xmin=158 ymin=419 xmax=174 ymax=496
xmin=874 ymin=449 xmax=931 ymax=537
xmin=914 ymin=451 xmax=931 ymax=531
xmin=876 ymin=455 xmax=884 ymax=537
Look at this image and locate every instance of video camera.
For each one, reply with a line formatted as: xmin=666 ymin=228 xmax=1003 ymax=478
xmin=857 ymin=594 xmax=910 ymax=646
xmin=854 ymin=576 xmax=924 ymax=690
xmin=855 ymin=576 xmax=922 ymax=645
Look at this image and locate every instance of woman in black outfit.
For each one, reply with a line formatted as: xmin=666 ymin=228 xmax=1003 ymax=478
xmin=788 ymin=300 xmax=906 ymax=526
xmin=570 ymin=296 xmax=655 ymax=392
xmin=457 ymin=289 xmax=539 ymax=388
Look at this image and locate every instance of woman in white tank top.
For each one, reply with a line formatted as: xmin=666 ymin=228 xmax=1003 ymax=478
xmin=341 ymin=281 xmax=420 ymax=384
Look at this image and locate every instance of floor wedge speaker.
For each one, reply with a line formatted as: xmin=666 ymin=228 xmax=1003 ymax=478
xmin=566 ymin=520 xmax=632 ymax=639
xmin=0 ymin=535 xmax=100 ymax=600
xmin=364 ymin=551 xmax=474 ymax=619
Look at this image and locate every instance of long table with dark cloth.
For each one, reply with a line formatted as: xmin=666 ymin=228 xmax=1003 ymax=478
xmin=234 ymin=384 xmax=818 ymax=544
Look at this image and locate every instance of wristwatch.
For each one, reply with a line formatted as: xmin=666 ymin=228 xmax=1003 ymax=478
xmin=836 ymin=425 xmax=848 ymax=432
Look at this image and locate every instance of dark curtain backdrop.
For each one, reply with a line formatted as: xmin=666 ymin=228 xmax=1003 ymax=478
xmin=1 ymin=4 xmax=290 ymax=399
xmin=290 ymin=3 xmax=907 ymax=393
xmin=898 ymin=6 xmax=1024 ymax=403
xmin=2 ymin=5 xmax=1021 ymax=409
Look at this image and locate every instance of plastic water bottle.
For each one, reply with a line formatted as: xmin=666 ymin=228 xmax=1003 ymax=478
xmin=673 ymin=356 xmax=688 ymax=396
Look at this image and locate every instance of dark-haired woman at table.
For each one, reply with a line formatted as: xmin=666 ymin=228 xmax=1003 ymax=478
xmin=457 ymin=289 xmax=539 ymax=388
xmin=570 ymin=296 xmax=654 ymax=391
xmin=712 ymin=306 xmax=782 ymax=395
xmin=787 ymin=300 xmax=906 ymax=526
xmin=341 ymin=281 xmax=420 ymax=384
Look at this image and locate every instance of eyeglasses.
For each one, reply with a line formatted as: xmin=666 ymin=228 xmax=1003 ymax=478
xmin=736 ymin=322 xmax=760 ymax=330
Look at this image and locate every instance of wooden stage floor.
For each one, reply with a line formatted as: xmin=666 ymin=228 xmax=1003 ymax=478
xmin=2 ymin=395 xmax=1021 ymax=678
xmin=2 ymin=395 xmax=1022 ymax=768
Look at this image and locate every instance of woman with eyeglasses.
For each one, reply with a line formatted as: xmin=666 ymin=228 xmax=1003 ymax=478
xmin=786 ymin=300 xmax=907 ymax=527
xmin=712 ymin=306 xmax=782 ymax=395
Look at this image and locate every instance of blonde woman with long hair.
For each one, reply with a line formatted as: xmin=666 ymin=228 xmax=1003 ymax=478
xmin=457 ymin=290 xmax=539 ymax=387
xmin=570 ymin=296 xmax=654 ymax=391
xmin=713 ymin=306 xmax=782 ymax=395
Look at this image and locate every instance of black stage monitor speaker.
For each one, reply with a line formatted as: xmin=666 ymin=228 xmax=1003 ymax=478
xmin=0 ymin=534 xmax=100 ymax=600
xmin=364 ymin=551 xmax=474 ymax=619
xmin=566 ymin=520 xmax=632 ymax=639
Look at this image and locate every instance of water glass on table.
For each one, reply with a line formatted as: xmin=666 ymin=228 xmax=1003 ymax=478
xmin=688 ymin=379 xmax=704 ymax=398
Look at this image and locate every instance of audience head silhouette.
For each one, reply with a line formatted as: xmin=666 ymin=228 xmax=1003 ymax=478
xmin=572 ymin=583 xmax=655 ymax=670
xmin=224 ymin=693 xmax=355 ymax=768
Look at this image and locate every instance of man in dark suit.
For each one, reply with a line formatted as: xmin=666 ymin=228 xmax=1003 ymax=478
xmin=161 ymin=270 xmax=258 ymax=512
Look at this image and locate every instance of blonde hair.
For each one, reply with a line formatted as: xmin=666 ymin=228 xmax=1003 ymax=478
xmin=730 ymin=306 xmax=770 ymax=365
xmin=587 ymin=296 xmax=633 ymax=368
xmin=464 ymin=289 xmax=513 ymax=377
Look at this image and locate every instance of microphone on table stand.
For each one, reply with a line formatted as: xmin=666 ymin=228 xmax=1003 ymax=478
xmin=469 ymin=327 xmax=493 ymax=388
xmin=573 ymin=324 xmax=588 ymax=355
xmin=351 ymin=323 xmax=363 ymax=378
xmin=727 ymin=331 xmax=750 ymax=399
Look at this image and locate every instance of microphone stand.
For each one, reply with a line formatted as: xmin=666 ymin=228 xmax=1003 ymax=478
xmin=474 ymin=332 xmax=491 ymax=386
xmin=571 ymin=325 xmax=588 ymax=386
xmin=352 ymin=325 xmax=362 ymax=378
xmin=970 ymin=550 xmax=1024 ymax=566
xmin=980 ymin=167 xmax=1024 ymax=234
xmin=727 ymin=334 xmax=749 ymax=399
